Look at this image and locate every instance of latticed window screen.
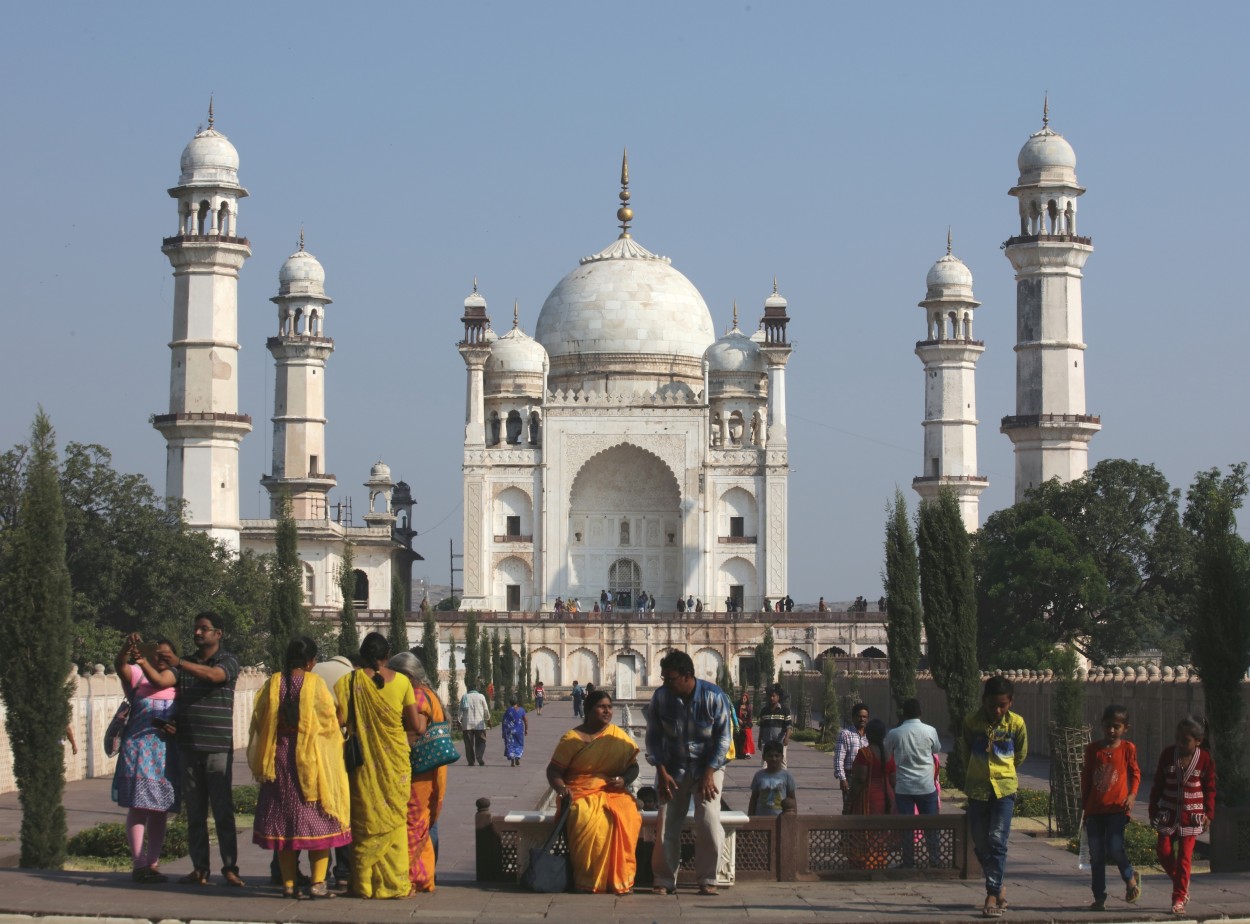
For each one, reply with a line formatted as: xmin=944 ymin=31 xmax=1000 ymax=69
xmin=805 ymin=826 xmax=956 ymax=872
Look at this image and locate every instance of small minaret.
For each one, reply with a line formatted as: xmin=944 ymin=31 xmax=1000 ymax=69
xmin=260 ymin=232 xmax=336 ymax=520
xmin=1002 ymin=99 xmax=1100 ymax=501
xmin=153 ymin=101 xmax=251 ymax=550
xmin=913 ymin=231 xmax=988 ymax=530
xmin=458 ymin=279 xmax=491 ymax=446
xmin=363 ymin=461 xmax=396 ymax=528
xmin=758 ymin=277 xmax=793 ymax=446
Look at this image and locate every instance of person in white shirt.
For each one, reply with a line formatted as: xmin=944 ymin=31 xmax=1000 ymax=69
xmin=459 ymin=679 xmax=492 ymax=766
xmin=884 ymin=697 xmax=943 ymax=866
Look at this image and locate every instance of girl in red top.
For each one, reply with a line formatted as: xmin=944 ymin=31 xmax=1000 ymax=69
xmin=1080 ymin=705 xmax=1141 ymax=911
xmin=1149 ymin=716 xmax=1216 ymax=914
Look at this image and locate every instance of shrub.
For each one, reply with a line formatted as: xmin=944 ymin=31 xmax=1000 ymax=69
xmin=790 ymin=728 xmax=820 ymax=743
xmin=1013 ymin=788 xmax=1049 ymax=817
xmin=1068 ymin=819 xmax=1166 ymax=870
xmin=68 ymin=816 xmax=188 ymax=860
xmin=232 ymin=784 xmax=259 ymax=815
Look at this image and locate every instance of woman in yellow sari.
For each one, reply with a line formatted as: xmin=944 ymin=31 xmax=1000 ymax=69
xmin=247 ymin=637 xmax=352 ymax=899
xmin=334 ymin=632 xmax=420 ymax=899
xmin=546 ymin=689 xmax=642 ymax=894
xmin=387 ymin=651 xmax=447 ymax=892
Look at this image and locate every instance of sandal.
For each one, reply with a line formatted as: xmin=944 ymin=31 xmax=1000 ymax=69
xmin=651 ymin=886 xmax=676 ymax=895
xmin=1125 ymin=871 xmax=1141 ymax=904
xmin=982 ymin=897 xmax=1004 ymax=917
xmin=132 ymin=867 xmax=167 ymax=884
xmin=281 ymin=886 xmax=297 ymax=900
xmin=178 ymin=870 xmax=209 ymax=885
xmin=301 ymin=882 xmax=337 ymax=900
xmin=698 ymin=885 xmax=719 ymax=896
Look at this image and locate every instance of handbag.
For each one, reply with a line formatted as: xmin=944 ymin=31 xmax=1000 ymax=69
xmin=343 ymin=672 xmax=365 ymax=772
xmin=410 ymin=720 xmax=460 ymax=775
xmin=104 ymin=699 xmax=131 ymax=758
xmin=522 ymin=803 xmax=570 ymax=893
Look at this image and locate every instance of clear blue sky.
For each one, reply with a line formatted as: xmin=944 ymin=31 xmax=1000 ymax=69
xmin=3 ymin=2 xmax=1247 ymax=603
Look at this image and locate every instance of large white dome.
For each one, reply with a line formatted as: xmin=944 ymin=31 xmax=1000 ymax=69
xmin=489 ymin=325 xmax=548 ymax=374
xmin=535 ymin=236 xmax=715 ymax=364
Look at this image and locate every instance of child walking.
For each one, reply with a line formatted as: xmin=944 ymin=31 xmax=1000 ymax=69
xmin=963 ymin=675 xmax=1027 ymax=918
xmin=1149 ymin=716 xmax=1216 ymax=915
xmin=1080 ymin=705 xmax=1141 ymax=910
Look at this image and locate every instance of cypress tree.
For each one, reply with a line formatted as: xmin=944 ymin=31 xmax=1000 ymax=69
xmin=820 ymin=660 xmax=839 ymax=743
xmin=502 ymin=629 xmax=515 ymax=706
xmin=883 ymin=489 xmax=922 ymax=721
xmin=1184 ymin=464 xmax=1250 ymax=807
xmin=389 ymin=574 xmax=407 ymax=652
xmin=419 ymin=607 xmax=439 ymax=684
xmin=446 ymin=632 xmax=461 ymax=709
xmin=0 ymin=411 xmax=73 ymax=868
xmin=463 ymin=613 xmax=479 ymax=689
xmin=518 ymin=633 xmax=531 ymax=704
xmin=754 ymin=624 xmax=776 ymax=714
xmin=490 ymin=628 xmax=502 ymax=708
xmin=268 ymin=495 xmax=308 ymax=669
xmin=479 ymin=631 xmax=492 ymax=699
xmin=917 ymin=489 xmax=980 ymax=786
xmin=794 ymin=665 xmax=811 ymax=730
xmin=336 ymin=541 xmax=359 ymax=658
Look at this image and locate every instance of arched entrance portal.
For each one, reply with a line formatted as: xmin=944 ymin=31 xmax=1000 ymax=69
xmin=567 ymin=443 xmax=682 ymax=603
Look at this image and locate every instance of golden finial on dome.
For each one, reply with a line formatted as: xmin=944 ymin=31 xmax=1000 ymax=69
xmin=947 ymin=226 xmax=952 ymax=256
xmin=208 ymin=95 xmax=215 ymax=130
xmin=513 ymin=300 xmax=519 ymax=329
xmin=298 ymin=227 xmax=305 ymax=252
xmin=1042 ymin=92 xmax=1049 ymax=129
xmin=616 ymin=147 xmax=633 ymax=239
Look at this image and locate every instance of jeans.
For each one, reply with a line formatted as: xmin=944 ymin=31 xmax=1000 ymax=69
xmin=181 ymin=748 xmax=238 ymax=876
xmin=967 ymin=793 xmax=1015 ymax=898
xmin=463 ymin=729 xmax=486 ymax=765
xmin=895 ymin=790 xmax=941 ymax=867
xmin=1086 ymin=813 xmax=1134 ymax=901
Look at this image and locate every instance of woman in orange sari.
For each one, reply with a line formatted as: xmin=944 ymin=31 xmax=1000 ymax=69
xmin=387 ymin=652 xmax=447 ymax=893
xmin=545 ymin=690 xmax=642 ymax=894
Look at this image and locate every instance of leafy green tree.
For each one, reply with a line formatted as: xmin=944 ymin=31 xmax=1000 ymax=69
xmin=501 ymin=629 xmax=516 ymax=706
xmin=975 ymin=505 xmax=1107 ymax=669
xmin=267 ymin=496 xmax=308 ymax=670
xmin=336 ymin=542 xmax=359 ymax=658
xmin=1183 ymin=464 xmax=1250 ymax=807
xmin=463 ymin=614 xmax=479 ymax=688
xmin=917 ymin=489 xmax=980 ymax=786
xmin=1051 ymin=644 xmax=1085 ymax=729
xmin=389 ymin=575 xmax=408 ymax=651
xmin=0 ymin=411 xmax=73 ymax=867
xmin=883 ymin=489 xmax=922 ymax=720
xmin=435 ymin=595 xmax=461 ymax=611
xmin=715 ymin=661 xmax=734 ymax=701
xmin=217 ymin=549 xmax=272 ymax=667
xmin=794 ymin=666 xmax=811 ymax=730
xmin=446 ymin=633 xmax=460 ymax=707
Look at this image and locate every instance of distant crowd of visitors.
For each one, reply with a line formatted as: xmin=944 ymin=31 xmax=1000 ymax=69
xmin=108 ymin=618 xmax=1216 ymax=914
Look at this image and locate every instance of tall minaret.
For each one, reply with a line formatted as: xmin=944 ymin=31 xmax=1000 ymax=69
xmin=913 ymin=231 xmax=988 ymax=530
xmin=260 ymin=232 xmax=336 ymax=520
xmin=458 ymin=281 xmax=491 ymax=604
xmin=153 ymin=102 xmax=252 ymax=550
xmin=758 ymin=278 xmax=792 ymax=600
xmin=1001 ymin=100 xmax=1100 ymax=502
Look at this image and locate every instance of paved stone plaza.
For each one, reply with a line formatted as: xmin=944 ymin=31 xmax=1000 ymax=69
xmin=2 ymin=699 xmax=1249 ymax=923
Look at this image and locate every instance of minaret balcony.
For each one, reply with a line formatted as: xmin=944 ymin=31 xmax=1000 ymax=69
xmin=717 ymin=535 xmax=758 ymax=544
xmin=915 ymin=338 xmax=985 ymax=348
xmin=1001 ymin=413 xmax=1102 ymax=442
xmin=260 ymin=473 xmax=338 ymax=490
xmin=912 ymin=475 xmax=989 ymax=484
xmin=1004 ymin=233 xmax=1092 ymax=247
xmin=152 ymin=411 xmax=252 ymax=434
xmin=162 ymin=233 xmax=251 ymax=247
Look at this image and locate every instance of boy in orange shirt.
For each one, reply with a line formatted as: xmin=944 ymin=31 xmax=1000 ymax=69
xmin=1080 ymin=705 xmax=1141 ymax=911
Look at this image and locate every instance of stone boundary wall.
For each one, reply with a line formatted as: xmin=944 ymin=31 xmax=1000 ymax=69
xmin=805 ymin=670 xmax=1250 ymax=765
xmin=0 ymin=667 xmax=268 ymax=796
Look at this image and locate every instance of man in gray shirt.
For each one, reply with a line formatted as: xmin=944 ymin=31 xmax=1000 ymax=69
xmin=884 ymin=698 xmax=943 ymax=866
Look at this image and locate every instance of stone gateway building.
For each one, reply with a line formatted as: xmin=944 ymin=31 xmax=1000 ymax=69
xmin=457 ymin=157 xmax=794 ymax=614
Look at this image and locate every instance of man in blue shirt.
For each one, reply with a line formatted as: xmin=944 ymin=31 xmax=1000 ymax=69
xmin=645 ymin=651 xmax=731 ymax=896
xmin=884 ymin=697 xmax=943 ymax=866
